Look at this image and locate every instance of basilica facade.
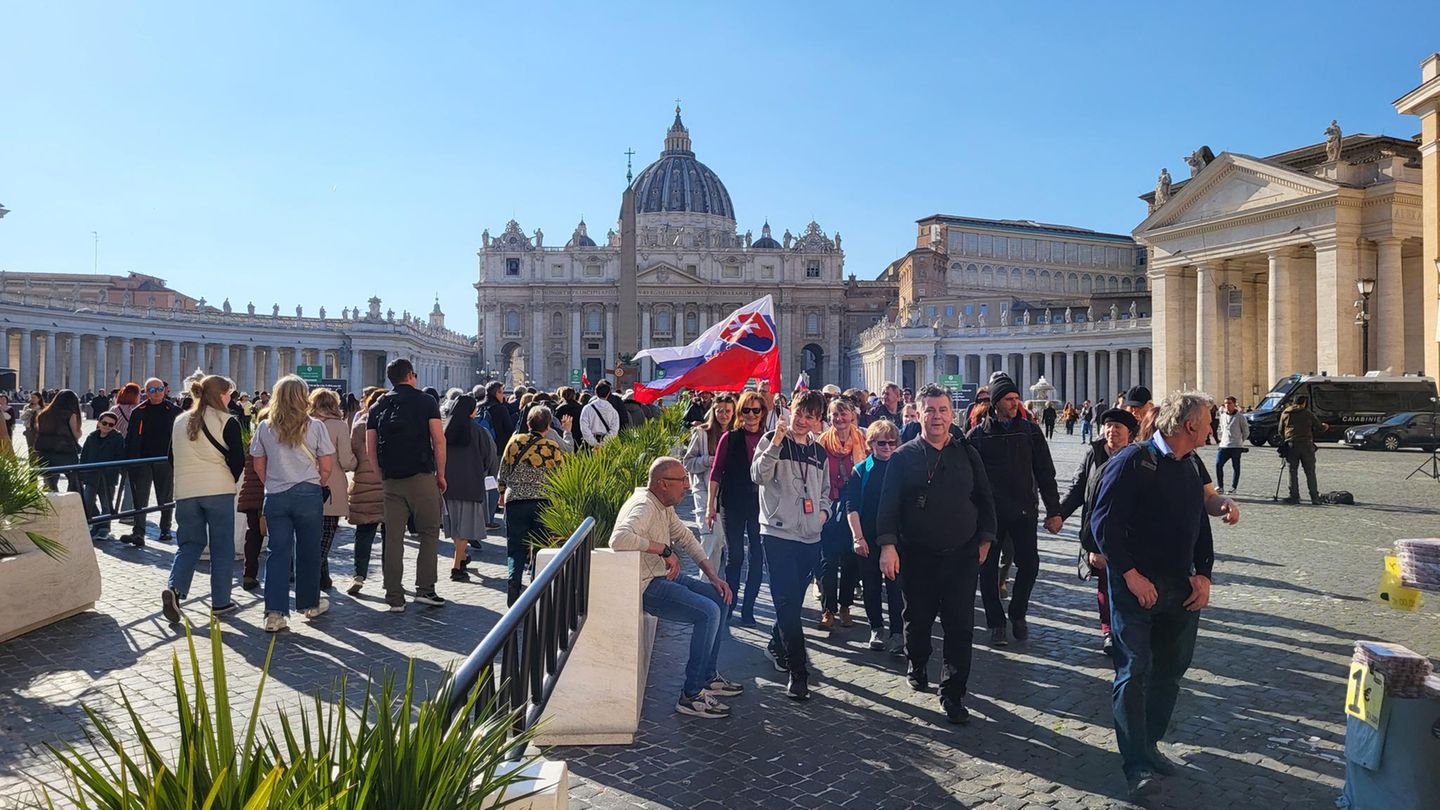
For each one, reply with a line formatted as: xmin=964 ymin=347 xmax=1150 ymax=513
xmin=474 ymin=109 xmax=849 ymax=391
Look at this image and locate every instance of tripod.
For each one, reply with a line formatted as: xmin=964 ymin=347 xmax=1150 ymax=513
xmin=1272 ymin=456 xmax=1289 ymax=501
xmin=1404 ymin=396 xmax=1439 ymax=482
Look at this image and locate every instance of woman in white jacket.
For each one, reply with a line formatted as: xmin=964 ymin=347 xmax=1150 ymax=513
xmin=682 ymin=393 xmax=735 ymax=570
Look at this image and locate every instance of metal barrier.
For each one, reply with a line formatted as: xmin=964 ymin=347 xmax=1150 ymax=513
xmin=37 ymin=455 xmax=176 ymax=527
xmin=442 ymin=516 xmax=595 ymax=759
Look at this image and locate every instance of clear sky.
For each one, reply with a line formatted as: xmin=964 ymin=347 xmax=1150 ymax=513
xmin=3 ymin=3 xmax=1437 ymax=331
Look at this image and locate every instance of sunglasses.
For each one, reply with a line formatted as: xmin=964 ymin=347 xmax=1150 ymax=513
xmin=872 ymin=440 xmax=898 ymax=447
xmin=145 ymin=387 xmax=164 ymax=394
xmin=99 ymin=420 xmax=117 ymax=427
xmin=740 ymin=407 xmax=762 ymax=414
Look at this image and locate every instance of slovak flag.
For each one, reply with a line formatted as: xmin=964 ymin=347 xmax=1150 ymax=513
xmin=794 ymin=371 xmax=809 ymax=392
xmin=631 ymin=295 xmax=781 ymax=404
xmin=581 ymin=369 xmax=590 ymax=389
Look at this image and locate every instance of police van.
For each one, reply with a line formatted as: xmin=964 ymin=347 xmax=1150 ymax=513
xmin=1244 ymin=372 xmax=1437 ymax=446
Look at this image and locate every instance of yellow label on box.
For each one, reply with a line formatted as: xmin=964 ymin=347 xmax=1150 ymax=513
xmin=1345 ymin=661 xmax=1386 ymax=729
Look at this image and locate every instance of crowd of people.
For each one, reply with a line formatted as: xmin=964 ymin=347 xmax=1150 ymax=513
xmin=9 ymin=364 xmax=1249 ymax=800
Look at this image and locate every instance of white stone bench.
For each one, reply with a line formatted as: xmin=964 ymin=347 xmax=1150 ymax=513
xmin=0 ymin=493 xmax=102 ymax=643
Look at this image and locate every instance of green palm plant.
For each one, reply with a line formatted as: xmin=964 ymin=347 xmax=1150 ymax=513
xmin=32 ymin=621 xmax=541 ymax=809
xmin=0 ymin=452 xmax=66 ymax=559
xmin=537 ymin=404 xmax=689 ymax=548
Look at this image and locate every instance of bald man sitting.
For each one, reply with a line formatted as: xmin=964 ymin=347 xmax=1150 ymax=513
xmin=611 ymin=457 xmax=740 ymax=719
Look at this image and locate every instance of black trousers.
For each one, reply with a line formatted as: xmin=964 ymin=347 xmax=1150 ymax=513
xmin=128 ymin=460 xmax=174 ymax=535
xmin=1287 ymin=441 xmax=1319 ymax=501
xmin=980 ymin=512 xmax=1039 ymax=628
xmin=900 ymin=546 xmax=980 ymax=701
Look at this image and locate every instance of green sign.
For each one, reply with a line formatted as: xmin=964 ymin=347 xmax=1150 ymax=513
xmin=939 ymin=374 xmax=963 ymax=388
xmin=296 ymin=365 xmax=323 ymax=384
xmin=570 ymin=368 xmax=582 ymax=384
xmin=655 ymin=367 xmax=667 ymax=379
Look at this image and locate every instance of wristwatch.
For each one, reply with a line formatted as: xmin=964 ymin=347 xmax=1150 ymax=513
xmin=660 ymin=546 xmax=674 ymax=558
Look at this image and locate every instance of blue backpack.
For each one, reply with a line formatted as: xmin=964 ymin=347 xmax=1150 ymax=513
xmin=474 ymin=408 xmax=496 ymax=441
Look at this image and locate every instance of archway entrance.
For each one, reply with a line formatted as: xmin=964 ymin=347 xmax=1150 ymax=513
xmin=802 ymin=343 xmax=825 ymax=390
xmin=501 ymin=341 xmax=524 ymax=388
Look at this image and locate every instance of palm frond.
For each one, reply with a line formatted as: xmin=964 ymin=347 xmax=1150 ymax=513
xmin=0 ymin=453 xmax=64 ymax=559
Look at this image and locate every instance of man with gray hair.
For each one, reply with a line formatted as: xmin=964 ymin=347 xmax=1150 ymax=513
xmin=1090 ymin=391 xmax=1218 ymax=801
xmin=610 ymin=457 xmax=739 ymax=718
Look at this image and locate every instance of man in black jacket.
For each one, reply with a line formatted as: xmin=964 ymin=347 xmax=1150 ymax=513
xmin=482 ymin=382 xmax=516 ymax=453
xmin=967 ymin=371 xmax=1061 ymax=646
xmin=876 ymin=384 xmax=997 ymax=724
xmin=123 ymin=377 xmax=182 ymax=546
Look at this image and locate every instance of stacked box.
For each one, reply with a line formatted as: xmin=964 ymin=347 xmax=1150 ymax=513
xmin=1395 ymin=538 xmax=1440 ymax=591
xmin=1353 ymin=641 xmax=1433 ymax=699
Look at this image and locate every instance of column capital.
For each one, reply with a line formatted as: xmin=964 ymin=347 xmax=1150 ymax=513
xmin=1369 ymin=235 xmax=1404 ymax=248
xmin=1267 ymin=246 xmax=1300 ymax=261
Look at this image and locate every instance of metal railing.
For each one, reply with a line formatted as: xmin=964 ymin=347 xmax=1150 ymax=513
xmin=38 ymin=455 xmax=176 ymax=526
xmin=442 ymin=516 xmax=595 ymax=759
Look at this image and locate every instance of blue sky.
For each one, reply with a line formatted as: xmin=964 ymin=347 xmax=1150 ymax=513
xmin=3 ymin=3 xmax=1437 ymax=331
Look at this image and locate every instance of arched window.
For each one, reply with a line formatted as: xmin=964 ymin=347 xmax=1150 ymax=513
xmin=981 ymin=266 xmax=993 ymax=287
xmin=550 ymin=311 xmax=564 ymax=335
xmin=1135 ymin=276 xmax=1147 ymax=292
xmin=685 ymin=310 xmax=698 ymax=335
xmin=655 ymin=308 xmax=672 ymax=334
xmin=1052 ymin=274 xmax=1065 ymax=293
xmin=1067 ymin=273 xmax=1079 ymax=294
xmin=1082 ymin=275 xmax=1093 ymax=295
xmin=504 ymin=310 xmax=521 ymax=334
xmin=1026 ymin=268 xmax=1037 ymax=290
xmin=1011 ymin=268 xmax=1022 ymax=288
xmin=585 ymin=308 xmax=602 ymax=334
xmin=966 ymin=263 xmax=979 ymax=287
xmin=1122 ymin=277 xmax=1133 ymax=292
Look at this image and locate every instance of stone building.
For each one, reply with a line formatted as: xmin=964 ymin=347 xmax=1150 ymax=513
xmin=474 ymin=108 xmax=849 ymax=391
xmin=1395 ymin=53 xmax=1440 ymax=381
xmin=0 ymin=271 xmax=475 ymax=393
xmin=1133 ymin=128 xmax=1428 ymax=401
xmin=849 ymin=215 xmax=1152 ymax=404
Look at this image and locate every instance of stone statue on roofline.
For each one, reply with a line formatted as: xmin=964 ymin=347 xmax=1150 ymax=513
xmin=1155 ymin=168 xmax=1172 ymax=207
xmin=246 ymin=301 xmax=255 ymax=315
xmin=482 ymin=229 xmax=490 ymax=248
xmin=1111 ymin=303 xmax=1120 ymax=321
xmin=1129 ymin=300 xmax=1138 ymax=320
xmin=1184 ymin=146 xmax=1214 ymax=177
xmin=1325 ymin=119 xmax=1343 ymax=162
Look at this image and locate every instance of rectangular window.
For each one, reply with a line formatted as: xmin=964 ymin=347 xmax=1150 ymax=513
xmin=944 ymin=305 xmax=955 ymax=317
xmin=686 ymin=264 xmax=698 ymax=275
xmin=964 ymin=232 xmax=979 ymax=255
xmin=1023 ymin=239 xmax=1036 ymax=261
xmin=964 ymin=304 xmax=974 ymax=316
xmin=584 ymin=263 xmax=601 ymax=277
xmin=1009 ymin=239 xmax=1021 ymax=260
xmin=926 ymin=306 xmax=937 ymax=321
xmin=761 ymin=264 xmax=774 ymax=278
xmin=1037 ymin=241 xmax=1050 ymax=262
xmin=992 ymin=236 xmax=1007 ymax=259
xmin=1079 ymin=245 xmax=1092 ymax=265
xmin=552 ymin=264 xmax=565 ymax=278
xmin=979 ymin=234 xmax=992 ymax=257
xmin=723 ymin=264 xmax=740 ymax=279
xmin=948 ymin=232 xmax=965 ymax=254
xmin=506 ymin=258 xmax=520 ymax=276
xmin=1066 ymin=244 xmax=1080 ymax=264
xmin=806 ymin=261 xmax=821 ymax=279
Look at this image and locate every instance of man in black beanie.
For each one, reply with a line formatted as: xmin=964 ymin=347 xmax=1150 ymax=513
xmin=966 ymin=371 xmax=1061 ymax=645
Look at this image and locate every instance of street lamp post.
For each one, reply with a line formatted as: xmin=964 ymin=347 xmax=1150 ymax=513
xmin=1356 ymin=276 xmax=1375 ymax=373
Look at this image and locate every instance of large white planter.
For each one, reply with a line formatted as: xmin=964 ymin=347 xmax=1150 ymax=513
xmin=532 ymin=548 xmax=656 ymax=746
xmin=0 ymin=493 xmax=103 ymax=643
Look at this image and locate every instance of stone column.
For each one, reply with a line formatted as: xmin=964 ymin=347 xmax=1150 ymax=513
xmin=569 ymin=306 xmax=582 ymax=376
xmin=1086 ymin=351 xmax=1097 ymax=404
xmin=1267 ymin=250 xmax=1295 ymax=384
xmin=41 ymin=331 xmax=57 ymax=390
xmin=67 ymin=334 xmax=82 ymax=390
xmin=220 ymin=344 xmax=232 ymax=378
xmin=19 ymin=330 xmax=36 ymax=390
xmin=1313 ymin=236 xmax=1361 ymax=375
xmin=0 ymin=328 xmax=10 ymax=370
xmin=483 ymin=305 xmax=499 ymax=372
xmin=93 ymin=337 xmax=107 ymax=391
xmin=349 ymin=348 xmax=363 ymax=391
xmin=119 ymin=337 xmax=133 ymax=385
xmin=240 ymin=345 xmax=253 ymax=392
xmin=266 ymin=346 xmax=280 ymax=390
xmin=1194 ymin=264 xmax=1219 ymax=394
xmin=1021 ymin=352 xmax=1032 ymax=394
xmin=1150 ymin=266 xmax=1185 ymax=396
xmin=1374 ymin=237 xmax=1405 ymax=373
xmin=168 ymin=340 xmax=181 ymax=383
xmin=1129 ymin=348 xmax=1141 ymax=393
xmin=1065 ymin=353 xmax=1077 ymax=404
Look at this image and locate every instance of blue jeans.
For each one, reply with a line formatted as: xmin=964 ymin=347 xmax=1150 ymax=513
xmin=1214 ymin=447 xmax=1242 ymax=490
xmin=1108 ymin=573 xmax=1201 ymax=778
xmin=819 ymin=518 xmax=857 ymax=613
xmin=263 ymin=482 xmax=324 ymax=615
xmin=1081 ymin=420 xmax=1093 ymax=441
xmin=722 ymin=510 xmax=764 ymax=619
xmin=169 ymin=494 xmax=236 ymax=606
xmin=643 ymin=575 xmax=729 ymax=698
xmin=763 ymin=534 xmax=821 ymax=678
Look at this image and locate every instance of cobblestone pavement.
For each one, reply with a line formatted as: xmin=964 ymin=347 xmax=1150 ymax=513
xmin=3 ymin=431 xmax=1439 ymax=809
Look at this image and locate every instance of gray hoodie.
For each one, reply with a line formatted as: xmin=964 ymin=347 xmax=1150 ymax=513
xmin=750 ymin=430 xmax=831 ymax=543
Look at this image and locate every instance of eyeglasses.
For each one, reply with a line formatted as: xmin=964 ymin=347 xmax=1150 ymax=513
xmin=145 ymin=387 xmax=163 ymax=394
xmin=872 ymin=440 xmax=898 ymax=447
xmin=740 ymin=407 xmax=762 ymax=414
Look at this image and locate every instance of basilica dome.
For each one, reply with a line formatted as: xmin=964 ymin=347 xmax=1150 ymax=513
xmin=629 ymin=108 xmax=735 ymax=222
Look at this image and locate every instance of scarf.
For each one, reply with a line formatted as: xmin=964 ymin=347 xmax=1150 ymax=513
xmin=818 ymin=426 xmax=866 ymax=465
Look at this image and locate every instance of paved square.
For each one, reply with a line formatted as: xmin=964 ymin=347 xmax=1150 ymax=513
xmin=3 ymin=434 xmax=1438 ymax=809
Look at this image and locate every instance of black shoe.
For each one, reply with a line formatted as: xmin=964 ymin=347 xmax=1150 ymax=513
xmin=906 ymin=668 xmax=929 ymax=692
xmin=466 ymin=538 xmax=484 ymax=550
xmin=485 ymin=522 xmax=502 ymax=530
xmin=1126 ymin=771 xmax=1161 ymax=800
xmin=211 ymin=602 xmax=239 ymax=617
xmin=786 ymin=675 xmax=810 ymax=701
xmin=414 ymin=590 xmax=446 ymax=606
xmin=1281 ymin=496 xmax=1300 ymax=504
xmin=768 ymin=647 xmax=789 ymax=673
xmin=989 ymin=626 xmax=1008 ymax=646
xmin=1310 ymin=497 xmax=1323 ymax=506
xmin=157 ymin=533 xmax=173 ymax=544
xmin=124 ymin=534 xmax=146 ymax=548
xmin=242 ymin=576 xmax=260 ymax=591
xmin=939 ymin=697 xmax=970 ymax=725
xmin=1011 ymin=618 xmax=1029 ymax=641
xmin=450 ymin=568 xmax=471 ymax=583
xmin=1147 ymin=747 xmax=1182 ymax=776
xmin=737 ymin=613 xmax=758 ymax=628
xmin=160 ymin=588 xmax=182 ymax=624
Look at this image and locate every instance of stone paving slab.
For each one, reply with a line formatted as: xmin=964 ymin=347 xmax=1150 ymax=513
xmin=3 ymin=433 xmax=1439 ymax=809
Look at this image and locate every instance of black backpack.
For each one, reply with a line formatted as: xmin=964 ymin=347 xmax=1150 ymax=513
xmin=1319 ymin=490 xmax=1354 ymax=505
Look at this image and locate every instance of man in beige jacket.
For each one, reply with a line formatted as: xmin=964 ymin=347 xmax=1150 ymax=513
xmin=611 ymin=457 xmax=739 ymax=719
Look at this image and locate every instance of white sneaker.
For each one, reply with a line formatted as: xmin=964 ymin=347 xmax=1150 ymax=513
xmin=868 ymin=630 xmax=885 ymax=650
xmin=706 ymin=674 xmax=744 ymax=696
xmin=304 ymin=597 xmax=330 ymax=620
xmin=264 ymin=612 xmax=289 ymax=633
xmin=676 ymin=692 xmax=730 ymax=718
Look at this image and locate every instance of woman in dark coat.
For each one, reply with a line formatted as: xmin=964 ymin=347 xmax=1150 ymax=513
xmin=442 ymin=395 xmax=498 ymax=582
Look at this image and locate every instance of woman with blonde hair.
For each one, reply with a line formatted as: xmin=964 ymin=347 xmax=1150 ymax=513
xmin=250 ymin=375 xmax=336 ymax=633
xmin=816 ymin=396 xmax=866 ymax=630
xmin=309 ymin=387 xmax=358 ymax=591
xmin=707 ymin=389 xmax=768 ymax=625
xmin=161 ymin=375 xmax=246 ymax=623
xmin=682 ymin=392 xmax=736 ymax=569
